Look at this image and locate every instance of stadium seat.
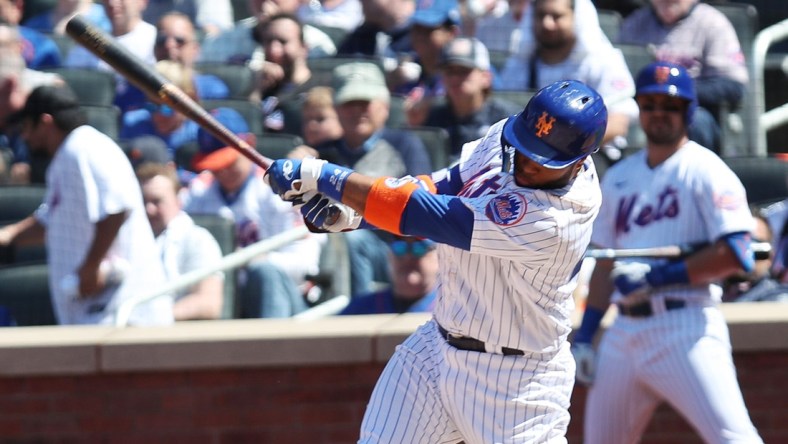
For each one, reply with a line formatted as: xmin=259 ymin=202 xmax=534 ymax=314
xmin=305 ymin=232 xmax=352 ymax=307
xmin=705 ymin=1 xmax=759 ymax=155
xmin=47 ymin=32 xmax=76 ymax=60
xmin=194 ymin=63 xmax=256 ymax=100
xmin=403 ymin=126 xmax=452 ymax=170
xmin=0 ymin=263 xmax=56 ymax=326
xmin=307 ymin=56 xmax=385 ymax=87
xmin=616 ymin=43 xmax=654 ymax=80
xmin=387 ymin=95 xmax=407 ymax=128
xmin=488 ymin=49 xmax=510 ymax=73
xmin=202 ymin=99 xmax=264 ymax=137
xmin=255 ymin=132 xmax=304 ymax=160
xmin=0 ymin=185 xmax=46 ymax=222
xmin=597 ymin=9 xmax=622 ymax=43
xmin=190 ymin=213 xmax=238 ymax=319
xmin=82 ymin=104 xmax=121 ymax=141
xmin=311 ymin=24 xmax=349 ymax=49
xmin=724 ymin=155 xmax=788 ymax=207
xmin=45 ymin=67 xmax=116 ymax=106
xmin=491 ymin=89 xmax=536 ymax=109
xmin=0 ymin=185 xmax=48 ymax=265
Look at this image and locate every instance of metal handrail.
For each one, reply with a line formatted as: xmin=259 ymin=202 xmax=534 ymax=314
xmin=750 ymin=19 xmax=788 ymax=156
xmin=113 ymin=225 xmax=309 ymax=327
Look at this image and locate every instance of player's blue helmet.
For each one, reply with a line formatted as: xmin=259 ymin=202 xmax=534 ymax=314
xmin=502 ymin=80 xmax=608 ymax=169
xmin=635 ymin=61 xmax=697 ymax=124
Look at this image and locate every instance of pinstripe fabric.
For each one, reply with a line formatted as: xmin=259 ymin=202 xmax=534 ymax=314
xmin=359 ymin=119 xmax=599 ymax=443
xmin=584 ymin=141 xmax=762 ymax=443
xmin=585 ymin=307 xmax=762 ymax=443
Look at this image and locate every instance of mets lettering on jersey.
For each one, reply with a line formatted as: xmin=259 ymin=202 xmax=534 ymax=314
xmin=616 ymin=186 xmax=679 ymax=234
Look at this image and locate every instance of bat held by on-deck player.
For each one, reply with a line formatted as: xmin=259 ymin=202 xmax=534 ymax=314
xmin=585 ymin=241 xmax=772 ymax=260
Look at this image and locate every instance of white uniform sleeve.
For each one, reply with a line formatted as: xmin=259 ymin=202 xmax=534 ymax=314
xmin=694 ymin=156 xmax=754 ymax=240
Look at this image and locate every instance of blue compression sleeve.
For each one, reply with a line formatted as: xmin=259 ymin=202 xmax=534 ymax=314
xmin=574 ymin=306 xmax=604 ymax=344
xmin=646 ymin=261 xmax=690 ymax=287
xmin=400 ymin=189 xmax=474 ymax=250
xmin=722 ymin=231 xmax=755 ymax=273
xmin=431 ymin=164 xmax=465 ymax=196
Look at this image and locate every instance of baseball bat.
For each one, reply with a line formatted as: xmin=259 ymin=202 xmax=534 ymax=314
xmin=586 ymin=241 xmax=772 ymax=260
xmin=64 ymin=15 xmax=271 ymax=170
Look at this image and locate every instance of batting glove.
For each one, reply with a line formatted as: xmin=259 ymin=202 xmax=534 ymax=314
xmin=612 ymin=261 xmax=653 ymax=298
xmin=300 ymin=193 xmax=364 ymax=233
xmin=264 ymin=158 xmax=355 ymax=202
xmin=612 ymin=260 xmax=690 ymax=298
xmin=571 ymin=342 xmax=596 ymax=386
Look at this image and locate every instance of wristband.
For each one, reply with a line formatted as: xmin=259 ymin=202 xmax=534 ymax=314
xmin=574 ymin=306 xmax=604 ymax=344
xmin=317 ymin=163 xmax=354 ymax=202
xmin=645 ymin=261 xmax=690 ymax=287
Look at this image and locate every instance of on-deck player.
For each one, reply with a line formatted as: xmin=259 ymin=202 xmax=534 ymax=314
xmin=572 ymin=61 xmax=763 ymax=443
xmin=265 ymin=80 xmax=608 ymax=443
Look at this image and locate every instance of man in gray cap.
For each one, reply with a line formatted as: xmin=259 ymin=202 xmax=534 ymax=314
xmin=311 ymin=61 xmax=433 ymax=297
xmin=424 ymin=36 xmax=520 ymax=159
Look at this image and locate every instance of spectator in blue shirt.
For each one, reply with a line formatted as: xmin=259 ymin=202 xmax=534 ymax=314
xmin=1 ymin=0 xmax=61 ymax=68
xmin=120 ymin=60 xmax=200 ymax=157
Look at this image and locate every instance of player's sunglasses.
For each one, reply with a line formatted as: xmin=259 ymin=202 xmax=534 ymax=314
xmin=155 ymin=33 xmax=191 ymax=47
xmin=144 ymin=102 xmax=176 ymax=117
xmin=389 ymin=240 xmax=436 ymax=258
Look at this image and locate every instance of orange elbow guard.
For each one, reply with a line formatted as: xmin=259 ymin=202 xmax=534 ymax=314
xmin=365 ymin=177 xmax=422 ymax=234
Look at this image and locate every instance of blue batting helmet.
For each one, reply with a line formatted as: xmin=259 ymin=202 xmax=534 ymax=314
xmin=635 ymin=61 xmax=697 ymax=124
xmin=502 ymin=80 xmax=608 ymax=169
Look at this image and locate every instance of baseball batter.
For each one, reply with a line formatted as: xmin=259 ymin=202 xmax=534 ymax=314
xmin=265 ymin=80 xmax=608 ymax=443
xmin=573 ymin=62 xmax=763 ymax=443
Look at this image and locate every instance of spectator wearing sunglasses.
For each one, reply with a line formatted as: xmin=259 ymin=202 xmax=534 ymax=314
xmin=120 ymin=60 xmax=200 ymax=158
xmin=154 ymin=12 xmax=229 ymax=101
xmin=340 ymin=236 xmax=439 ymax=315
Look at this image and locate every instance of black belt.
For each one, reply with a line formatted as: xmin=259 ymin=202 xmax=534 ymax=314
xmin=437 ymin=325 xmax=525 ymax=356
xmin=616 ymin=299 xmax=686 ymax=317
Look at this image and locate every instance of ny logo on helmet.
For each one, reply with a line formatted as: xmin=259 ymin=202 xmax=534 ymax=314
xmin=535 ymin=112 xmax=555 ymax=138
xmin=654 ymin=66 xmax=671 ymax=84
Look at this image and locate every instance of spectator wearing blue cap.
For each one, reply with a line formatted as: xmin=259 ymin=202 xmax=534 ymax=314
xmin=182 ymin=107 xmax=325 ymax=319
xmin=397 ymin=0 xmax=462 ymax=126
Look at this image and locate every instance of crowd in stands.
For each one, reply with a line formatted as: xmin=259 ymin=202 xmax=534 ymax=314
xmin=0 ymin=0 xmax=786 ymax=326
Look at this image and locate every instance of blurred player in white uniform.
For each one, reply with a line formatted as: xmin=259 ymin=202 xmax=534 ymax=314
xmin=0 ymin=85 xmax=172 ymax=326
xmin=572 ymin=62 xmax=762 ymax=443
xmin=265 ymin=79 xmax=608 ymax=443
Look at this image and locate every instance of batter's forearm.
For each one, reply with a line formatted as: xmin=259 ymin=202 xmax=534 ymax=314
xmin=586 ymin=258 xmax=615 ymax=312
xmin=337 ymin=172 xmax=376 ymax=215
xmin=684 ymin=239 xmax=744 ymax=285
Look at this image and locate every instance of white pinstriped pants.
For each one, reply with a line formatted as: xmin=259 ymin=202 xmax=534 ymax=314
xmin=584 ymin=306 xmax=763 ymax=444
xmin=359 ymin=319 xmax=575 ymax=444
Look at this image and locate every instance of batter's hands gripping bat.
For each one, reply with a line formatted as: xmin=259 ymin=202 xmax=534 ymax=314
xmin=586 ymin=241 xmax=772 ymax=260
xmin=65 ymin=15 xmax=271 ymax=170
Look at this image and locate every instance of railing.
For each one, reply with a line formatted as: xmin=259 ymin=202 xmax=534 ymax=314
xmin=113 ymin=225 xmax=310 ymax=327
xmin=750 ymin=18 xmax=788 ymax=156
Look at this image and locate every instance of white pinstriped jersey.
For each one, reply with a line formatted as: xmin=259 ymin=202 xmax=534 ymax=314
xmin=592 ymin=141 xmax=754 ymax=304
xmin=432 ymin=120 xmax=602 ymax=355
xmin=36 ymin=126 xmax=172 ymax=325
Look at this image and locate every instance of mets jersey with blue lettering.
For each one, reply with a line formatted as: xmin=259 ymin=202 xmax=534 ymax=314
xmin=359 ymin=118 xmax=602 ymax=444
